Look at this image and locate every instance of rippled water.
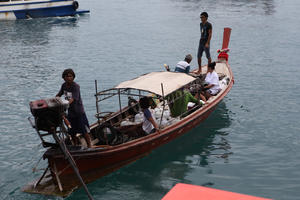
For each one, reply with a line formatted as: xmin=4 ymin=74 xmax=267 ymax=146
xmin=1 ymin=0 xmax=300 ymax=199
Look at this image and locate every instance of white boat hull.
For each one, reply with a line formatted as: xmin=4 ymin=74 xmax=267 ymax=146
xmin=0 ymin=0 xmax=89 ymax=20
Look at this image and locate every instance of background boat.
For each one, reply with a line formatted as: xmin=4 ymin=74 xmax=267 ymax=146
xmin=0 ymin=0 xmax=89 ymax=20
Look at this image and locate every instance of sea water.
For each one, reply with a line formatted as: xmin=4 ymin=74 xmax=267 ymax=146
xmin=1 ymin=0 xmax=300 ymax=199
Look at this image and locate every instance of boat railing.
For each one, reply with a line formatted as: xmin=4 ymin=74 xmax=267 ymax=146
xmin=94 ymin=87 xmax=160 ymax=127
xmin=93 ymin=71 xmax=231 ymax=131
xmin=90 ymin=69 xmax=232 ymax=164
xmin=93 ymin=78 xmax=206 ymax=130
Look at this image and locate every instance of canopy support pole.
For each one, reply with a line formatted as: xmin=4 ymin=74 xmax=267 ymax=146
xmin=159 ymin=83 xmax=165 ymax=129
xmin=118 ymin=89 xmax=122 ymax=113
xmin=95 ymin=80 xmax=100 ymax=124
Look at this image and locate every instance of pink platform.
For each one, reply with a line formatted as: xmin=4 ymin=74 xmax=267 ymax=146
xmin=162 ymin=183 xmax=272 ymax=200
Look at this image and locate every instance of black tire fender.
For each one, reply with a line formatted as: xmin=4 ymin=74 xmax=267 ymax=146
xmin=72 ymin=1 xmax=79 ymax=10
xmin=95 ymin=123 xmax=122 ymax=145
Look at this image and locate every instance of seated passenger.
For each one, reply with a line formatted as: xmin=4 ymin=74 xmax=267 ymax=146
xmin=200 ymin=62 xmax=221 ymax=102
xmin=139 ymin=97 xmax=159 ymax=135
xmin=174 ymin=54 xmax=193 ymax=74
xmin=148 ymin=94 xmax=158 ymax=109
xmin=168 ymin=89 xmax=199 ymax=118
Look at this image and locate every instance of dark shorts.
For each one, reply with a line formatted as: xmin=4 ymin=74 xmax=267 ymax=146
xmin=174 ymin=67 xmax=187 ymax=73
xmin=207 ymin=89 xmax=220 ymax=96
xmin=67 ymin=113 xmax=90 ymax=136
xmin=145 ymin=128 xmax=156 ymax=135
xmin=150 ymin=128 xmax=156 ymax=134
xmin=197 ymin=41 xmax=211 ymax=59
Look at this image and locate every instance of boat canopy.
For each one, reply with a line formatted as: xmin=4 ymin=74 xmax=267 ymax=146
xmin=114 ymin=72 xmax=196 ymax=97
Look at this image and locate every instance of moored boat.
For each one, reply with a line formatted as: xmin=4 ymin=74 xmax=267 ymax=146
xmin=23 ymin=27 xmax=233 ymax=198
xmin=0 ymin=0 xmax=89 ymax=20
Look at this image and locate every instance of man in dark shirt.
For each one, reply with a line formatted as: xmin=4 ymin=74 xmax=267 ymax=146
xmin=56 ymin=69 xmax=92 ymax=148
xmin=197 ymin=12 xmax=212 ymax=74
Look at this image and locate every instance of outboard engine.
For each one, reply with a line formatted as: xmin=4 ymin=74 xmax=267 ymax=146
xmin=29 ymin=97 xmax=69 ymax=131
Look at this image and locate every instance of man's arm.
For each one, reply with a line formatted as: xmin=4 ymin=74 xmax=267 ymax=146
xmin=56 ymin=85 xmax=63 ymax=97
xmin=148 ymin=116 xmax=159 ymax=130
xmin=204 ymin=84 xmax=214 ymax=89
xmin=206 ymin=26 xmax=212 ymax=48
xmin=145 ymin=109 xmax=159 ymax=131
xmin=186 ymin=91 xmax=199 ymax=104
xmin=68 ymin=84 xmax=80 ymax=104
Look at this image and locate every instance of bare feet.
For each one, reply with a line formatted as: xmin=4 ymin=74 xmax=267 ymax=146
xmin=197 ymin=69 xmax=202 ymax=75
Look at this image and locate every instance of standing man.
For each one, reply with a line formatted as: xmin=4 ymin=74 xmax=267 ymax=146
xmin=56 ymin=69 xmax=93 ymax=148
xmin=197 ymin=12 xmax=212 ymax=74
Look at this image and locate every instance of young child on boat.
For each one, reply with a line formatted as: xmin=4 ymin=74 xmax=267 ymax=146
xmin=139 ymin=97 xmax=159 ymax=135
xmin=56 ymin=69 xmax=93 ymax=148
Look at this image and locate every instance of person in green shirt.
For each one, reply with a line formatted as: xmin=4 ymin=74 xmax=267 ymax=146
xmin=168 ymin=89 xmax=200 ymax=118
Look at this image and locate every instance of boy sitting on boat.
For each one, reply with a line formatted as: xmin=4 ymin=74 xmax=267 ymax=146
xmin=164 ymin=54 xmax=193 ymax=74
xmin=174 ymin=54 xmax=193 ymax=74
xmin=139 ymin=97 xmax=159 ymax=135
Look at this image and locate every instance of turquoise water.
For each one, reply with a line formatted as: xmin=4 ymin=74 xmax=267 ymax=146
xmin=1 ymin=0 xmax=300 ymax=199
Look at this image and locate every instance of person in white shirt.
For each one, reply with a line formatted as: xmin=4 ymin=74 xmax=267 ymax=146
xmin=139 ymin=97 xmax=159 ymax=135
xmin=200 ymin=62 xmax=220 ymax=101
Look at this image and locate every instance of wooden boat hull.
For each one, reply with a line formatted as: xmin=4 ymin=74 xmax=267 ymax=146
xmin=24 ymin=27 xmax=234 ymax=197
xmin=44 ymin=61 xmax=234 ymax=187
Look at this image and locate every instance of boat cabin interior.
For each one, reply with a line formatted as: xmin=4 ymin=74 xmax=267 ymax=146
xmin=86 ymin=62 xmax=231 ymax=147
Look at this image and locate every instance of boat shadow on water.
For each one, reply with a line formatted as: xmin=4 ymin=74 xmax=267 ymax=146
xmin=78 ymin=101 xmax=233 ymax=197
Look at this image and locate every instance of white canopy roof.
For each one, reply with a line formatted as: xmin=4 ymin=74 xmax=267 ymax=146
xmin=114 ymin=72 xmax=196 ymax=97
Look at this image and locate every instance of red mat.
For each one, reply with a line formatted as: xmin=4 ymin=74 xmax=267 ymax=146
xmin=162 ymin=183 xmax=272 ymax=200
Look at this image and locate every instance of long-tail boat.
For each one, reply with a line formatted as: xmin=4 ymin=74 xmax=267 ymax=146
xmin=23 ymin=27 xmax=233 ymax=198
xmin=0 ymin=0 xmax=89 ymax=20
